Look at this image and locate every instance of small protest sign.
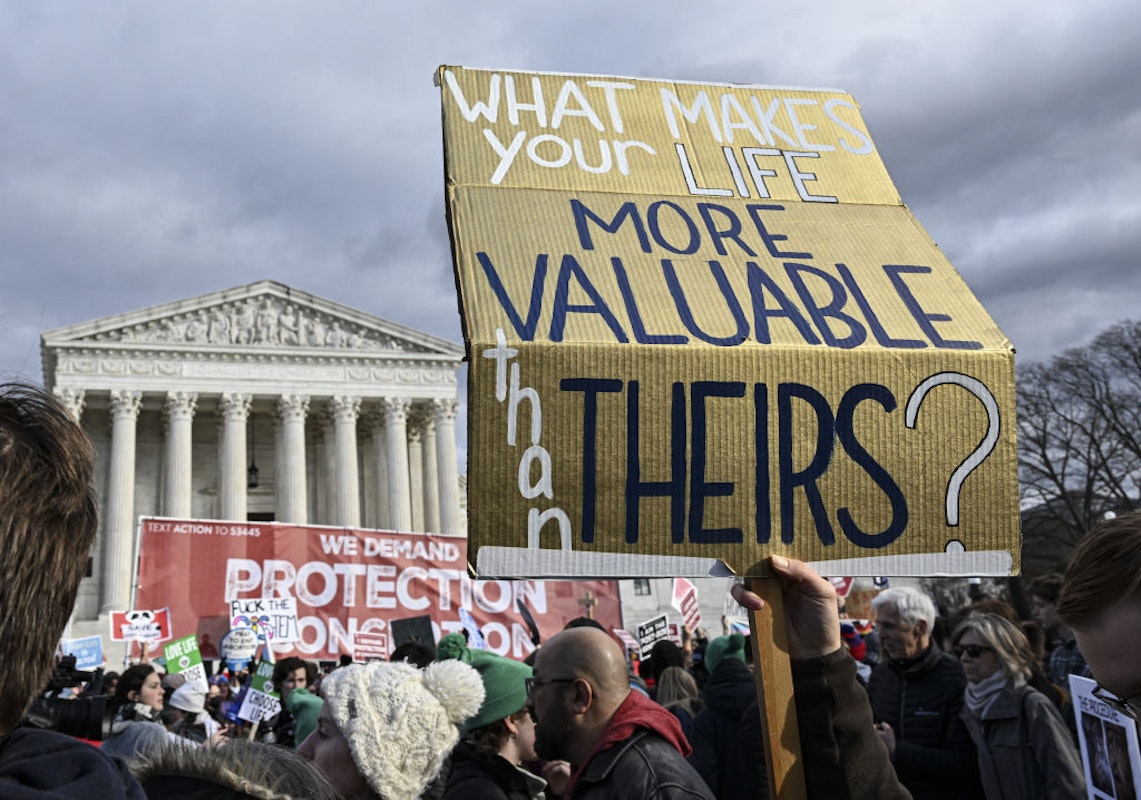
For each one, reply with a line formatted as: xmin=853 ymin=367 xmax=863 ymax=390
xmin=1071 ymin=675 xmax=1141 ymax=799
xmin=353 ymin=632 xmax=388 ymax=662
xmin=110 ymin=608 xmax=172 ymax=643
xmin=221 ymin=627 xmax=259 ymax=672
xmin=61 ymin=635 xmax=104 ymax=671
xmin=390 ymin=615 xmax=436 ymax=651
xmin=230 ymin=597 xmax=299 ymax=645
xmin=164 ymin=635 xmax=207 ymax=690
xmin=637 ymin=613 xmax=670 ymax=659
xmin=671 ymin=578 xmax=702 ymax=632
xmin=829 ymin=577 xmax=855 ymax=598
xmin=459 ymin=607 xmax=487 ymax=650
xmin=613 ymin=628 xmax=639 ymax=653
xmin=238 ymin=660 xmax=281 ymax=724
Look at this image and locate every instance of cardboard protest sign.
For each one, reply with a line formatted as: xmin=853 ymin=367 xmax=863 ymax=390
xmin=134 ymin=518 xmax=620 ymax=661
xmin=390 ymin=614 xmax=436 ymax=651
xmin=164 ymin=635 xmax=208 ymax=690
xmin=671 ymin=577 xmax=702 ymax=632
xmin=230 ymin=597 xmax=300 ymax=645
xmin=61 ymin=636 xmax=104 ymax=671
xmin=238 ymin=660 xmax=281 ymax=724
xmin=110 ymin=608 xmax=172 ymax=642
xmin=1071 ymin=675 xmax=1141 ymax=799
xmin=221 ymin=627 xmax=259 ymax=672
xmin=613 ymin=627 xmax=640 ymax=654
xmin=440 ymin=66 xmax=1019 ymax=578
xmin=353 ymin=632 xmax=388 ymax=661
xmin=637 ymin=612 xmax=670 ymax=659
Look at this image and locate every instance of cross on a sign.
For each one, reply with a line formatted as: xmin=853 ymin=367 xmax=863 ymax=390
xmin=578 ymin=590 xmax=597 ymax=620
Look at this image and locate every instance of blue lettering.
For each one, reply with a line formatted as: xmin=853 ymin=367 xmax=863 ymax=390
xmin=778 ymin=383 xmax=836 ymax=545
xmin=571 ymin=199 xmax=651 ymax=252
xmin=647 ymin=201 xmax=700 ymax=254
xmin=610 ymin=257 xmax=687 ymax=344
xmin=477 ymin=252 xmax=547 ymax=341
xmin=689 ymin=382 xmax=746 ymax=544
xmin=559 ymin=378 xmax=623 ymax=543
xmin=785 ymin=263 xmax=867 ymax=348
xmin=747 ymin=261 xmax=820 ymax=345
xmin=550 ymin=254 xmax=629 ymax=343
xmin=884 ymin=265 xmax=983 ymax=350
xmin=663 ymin=259 xmax=749 ymax=346
xmin=625 ymin=381 xmax=687 ymax=545
xmin=835 ymin=384 xmax=908 ymax=547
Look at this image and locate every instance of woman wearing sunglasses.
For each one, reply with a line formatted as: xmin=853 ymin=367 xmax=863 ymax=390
xmin=952 ymin=614 xmax=1085 ymax=800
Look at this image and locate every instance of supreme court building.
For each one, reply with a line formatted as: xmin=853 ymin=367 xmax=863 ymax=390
xmin=42 ymin=280 xmax=465 ymax=637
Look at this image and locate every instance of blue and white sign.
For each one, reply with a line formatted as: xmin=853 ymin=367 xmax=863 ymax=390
xmin=62 ymin=635 xmax=104 ymax=670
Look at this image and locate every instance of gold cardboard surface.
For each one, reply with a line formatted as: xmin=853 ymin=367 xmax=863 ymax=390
xmin=441 ymin=66 xmax=1020 ymax=577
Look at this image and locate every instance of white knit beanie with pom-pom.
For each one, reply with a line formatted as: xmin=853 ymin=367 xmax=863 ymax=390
xmin=319 ymin=659 xmax=484 ymax=800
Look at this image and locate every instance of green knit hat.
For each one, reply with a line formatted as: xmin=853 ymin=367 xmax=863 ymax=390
xmin=436 ymin=640 xmax=532 ymax=732
xmin=285 ymin=686 xmax=323 ymax=747
xmin=705 ymin=633 xmax=746 ymax=672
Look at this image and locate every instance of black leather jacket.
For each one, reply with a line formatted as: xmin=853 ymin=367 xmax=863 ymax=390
xmin=571 ymin=729 xmax=714 ymax=800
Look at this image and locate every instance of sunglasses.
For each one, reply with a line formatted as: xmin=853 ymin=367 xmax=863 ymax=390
xmin=1092 ymin=684 xmax=1141 ymax=721
xmin=953 ymin=644 xmax=994 ymax=658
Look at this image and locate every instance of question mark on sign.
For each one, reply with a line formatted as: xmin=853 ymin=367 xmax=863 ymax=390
xmin=904 ymin=372 xmax=1000 ymax=527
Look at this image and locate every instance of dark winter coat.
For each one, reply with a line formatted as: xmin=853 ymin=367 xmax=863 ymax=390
xmin=961 ymin=682 xmax=1085 ymax=800
xmin=867 ymin=644 xmax=983 ymax=800
xmin=0 ymin=727 xmax=146 ymax=798
xmin=442 ymin=740 xmax=546 ymax=800
xmin=689 ymin=658 xmax=757 ymax=800
xmin=571 ymin=730 xmax=713 ymax=800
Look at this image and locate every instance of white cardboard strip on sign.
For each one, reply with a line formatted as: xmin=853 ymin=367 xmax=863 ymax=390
xmin=477 ymin=547 xmax=733 ymax=579
xmin=478 ymin=547 xmax=1012 ymax=578
xmin=806 ymin=550 xmax=1013 ymax=578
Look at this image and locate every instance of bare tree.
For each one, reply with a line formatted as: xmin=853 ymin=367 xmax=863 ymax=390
xmin=1017 ymin=320 xmax=1141 ymax=549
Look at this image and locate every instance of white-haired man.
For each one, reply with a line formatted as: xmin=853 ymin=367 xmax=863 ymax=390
xmin=867 ymin=586 xmax=982 ymax=800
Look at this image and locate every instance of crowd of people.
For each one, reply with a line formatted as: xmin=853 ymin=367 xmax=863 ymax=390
xmin=0 ymin=381 xmax=1138 ymax=799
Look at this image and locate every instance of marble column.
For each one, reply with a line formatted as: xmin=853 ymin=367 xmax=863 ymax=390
xmin=163 ymin=392 xmax=197 ymax=518
xmin=433 ymin=399 xmax=463 ymax=535
xmin=102 ymin=389 xmax=141 ymax=614
xmin=382 ymin=398 xmax=412 ymax=531
xmin=277 ymin=394 xmax=309 ymax=524
xmin=367 ymin=412 xmax=390 ymax=529
xmin=53 ymin=387 xmax=86 ymax=422
xmin=421 ymin=411 xmax=441 ymax=534
xmin=330 ymin=395 xmax=361 ymax=527
xmin=319 ymin=407 xmax=336 ymax=524
xmin=407 ymin=420 xmax=424 ymax=532
xmin=219 ymin=393 xmax=251 ymax=521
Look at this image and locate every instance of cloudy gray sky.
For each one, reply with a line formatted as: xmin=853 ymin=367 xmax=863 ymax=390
xmin=2 ymin=1 xmax=1138 ymax=464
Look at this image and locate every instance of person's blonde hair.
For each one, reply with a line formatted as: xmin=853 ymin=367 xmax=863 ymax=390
xmin=656 ymin=666 xmax=700 ymax=716
xmin=951 ymin=614 xmax=1035 ymax=682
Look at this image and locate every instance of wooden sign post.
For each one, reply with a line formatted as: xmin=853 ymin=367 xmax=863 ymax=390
xmin=748 ymin=576 xmax=807 ymax=800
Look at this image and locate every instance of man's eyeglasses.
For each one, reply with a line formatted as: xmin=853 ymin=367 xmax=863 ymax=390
xmin=953 ymin=644 xmax=994 ymax=659
xmin=1092 ymin=684 xmax=1141 ymax=720
xmin=525 ymin=676 xmax=576 ymax=697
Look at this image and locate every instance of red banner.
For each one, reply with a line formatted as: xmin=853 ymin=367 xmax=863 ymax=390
xmin=134 ymin=518 xmax=621 ymax=661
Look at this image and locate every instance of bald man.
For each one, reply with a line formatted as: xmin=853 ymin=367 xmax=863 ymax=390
xmin=528 ymin=627 xmax=713 ymax=799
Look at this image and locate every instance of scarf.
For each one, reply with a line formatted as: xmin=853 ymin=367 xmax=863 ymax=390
xmin=111 ymin=702 xmax=164 ymax=735
xmin=964 ymin=671 xmax=1010 ymax=717
xmin=564 ymin=689 xmax=691 ymax=799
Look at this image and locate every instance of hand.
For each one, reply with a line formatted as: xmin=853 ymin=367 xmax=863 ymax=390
xmin=730 ymin=556 xmax=843 ymax=659
xmin=874 ymin=721 xmax=896 ymax=758
xmin=543 ymin=760 xmax=572 ymax=795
